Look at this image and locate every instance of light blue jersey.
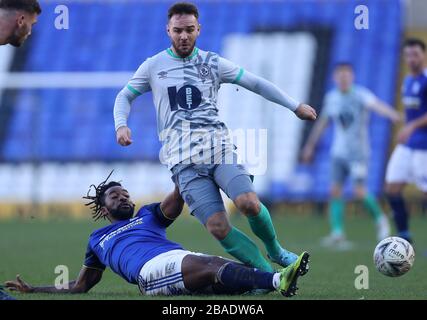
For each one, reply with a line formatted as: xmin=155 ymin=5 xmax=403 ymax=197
xmin=321 ymin=85 xmax=376 ymax=160
xmin=114 ymin=47 xmax=299 ymax=168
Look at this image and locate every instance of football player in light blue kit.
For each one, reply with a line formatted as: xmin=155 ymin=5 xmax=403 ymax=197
xmin=4 ymin=174 xmax=306 ymax=297
xmin=114 ymin=2 xmax=316 ymax=272
xmin=302 ymin=63 xmax=401 ymax=248
xmin=385 ymin=38 xmax=427 ymax=243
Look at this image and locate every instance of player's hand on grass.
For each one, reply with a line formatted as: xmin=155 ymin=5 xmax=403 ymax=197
xmin=116 ymin=126 xmax=133 ymax=146
xmin=295 ymin=103 xmax=317 ymax=121
xmin=397 ymin=124 xmax=415 ymax=144
xmin=4 ymin=275 xmax=34 ymax=293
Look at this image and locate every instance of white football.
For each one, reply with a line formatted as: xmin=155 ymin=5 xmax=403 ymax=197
xmin=373 ymin=236 xmax=415 ymax=277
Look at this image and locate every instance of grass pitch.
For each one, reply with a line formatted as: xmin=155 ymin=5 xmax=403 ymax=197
xmin=1 ymin=210 xmax=426 ymax=300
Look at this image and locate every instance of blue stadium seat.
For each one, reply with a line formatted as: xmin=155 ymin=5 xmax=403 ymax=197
xmin=1 ymin=0 xmax=402 ymax=200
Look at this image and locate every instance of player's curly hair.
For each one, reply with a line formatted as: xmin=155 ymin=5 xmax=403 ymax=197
xmin=83 ymin=170 xmax=122 ymax=221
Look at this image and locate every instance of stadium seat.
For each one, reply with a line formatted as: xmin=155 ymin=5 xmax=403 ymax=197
xmin=0 ymin=0 xmax=402 ymax=201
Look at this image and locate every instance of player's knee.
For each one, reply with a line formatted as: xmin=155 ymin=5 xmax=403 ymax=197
xmin=183 ymin=255 xmax=222 ymax=287
xmin=203 ymin=257 xmax=227 ymax=283
xmin=234 ymin=193 xmax=260 ymax=216
xmin=204 ymin=256 xmax=227 ymax=275
xmin=206 ymin=215 xmax=231 ymax=240
xmin=354 ymin=186 xmax=366 ymax=199
xmin=330 ymin=186 xmax=342 ymax=198
xmin=385 ymin=184 xmax=403 ymax=197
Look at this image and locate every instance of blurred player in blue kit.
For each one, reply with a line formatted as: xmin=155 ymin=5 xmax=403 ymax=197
xmin=385 ymin=38 xmax=427 ymax=244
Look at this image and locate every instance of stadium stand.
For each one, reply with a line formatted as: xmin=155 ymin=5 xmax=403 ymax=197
xmin=0 ymin=0 xmax=402 ymax=202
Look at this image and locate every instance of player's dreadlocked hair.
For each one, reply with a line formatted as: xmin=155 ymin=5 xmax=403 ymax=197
xmin=83 ymin=170 xmax=122 ymax=221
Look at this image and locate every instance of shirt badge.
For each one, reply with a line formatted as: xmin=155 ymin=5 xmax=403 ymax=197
xmin=197 ymin=63 xmax=211 ymax=81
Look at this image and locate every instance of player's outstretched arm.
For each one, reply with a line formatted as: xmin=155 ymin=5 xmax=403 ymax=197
xmin=301 ymin=117 xmax=329 ymax=163
xmin=160 ymin=185 xmax=184 ymax=221
xmin=116 ymin=126 xmax=133 ymax=146
xmin=114 ymin=59 xmax=152 ymax=147
xmin=114 ymin=87 xmax=138 ymax=147
xmin=4 ymin=267 xmax=103 ymax=294
xmin=235 ymin=70 xmax=317 ymax=120
xmin=397 ymin=113 xmax=427 ymax=144
xmin=294 ymin=103 xmax=318 ymax=121
xmin=366 ymin=99 xmax=402 ymax=123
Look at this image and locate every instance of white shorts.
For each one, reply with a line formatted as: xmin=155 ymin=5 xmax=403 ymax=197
xmin=385 ymin=145 xmax=427 ymax=192
xmin=137 ymin=249 xmax=204 ymax=296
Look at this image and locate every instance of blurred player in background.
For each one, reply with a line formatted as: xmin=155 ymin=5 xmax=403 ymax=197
xmin=385 ymin=38 xmax=427 ymax=244
xmin=0 ymin=0 xmax=41 ymax=47
xmin=302 ymin=63 xmax=401 ymax=249
xmin=4 ymin=175 xmax=307 ymax=297
xmin=114 ymin=2 xmax=315 ymax=272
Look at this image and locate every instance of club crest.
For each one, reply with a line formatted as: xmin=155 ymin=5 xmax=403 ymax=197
xmin=198 ymin=63 xmax=211 ymax=80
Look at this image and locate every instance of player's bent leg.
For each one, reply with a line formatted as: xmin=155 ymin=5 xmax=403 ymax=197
xmin=413 ymin=149 xmax=427 ymax=195
xmin=352 ymin=161 xmax=385 ymax=225
xmin=354 ymin=184 xmax=366 ymax=199
xmin=325 ymin=158 xmax=349 ymax=243
xmin=355 ymin=184 xmax=390 ymax=240
xmin=233 ymin=191 xmax=299 ymax=268
xmin=328 ymin=184 xmax=345 ymax=236
xmin=171 ymin=164 xmax=271 ymax=271
xmin=214 ymin=164 xmax=307 ymax=269
xmin=181 ymin=255 xmax=272 ymax=295
xmin=205 ymin=211 xmax=232 ymax=240
xmin=181 ymin=254 xmax=306 ymax=297
xmin=139 ymin=250 xmax=307 ymax=297
xmin=386 ymin=182 xmax=412 ymax=242
xmin=137 ymin=250 xmax=195 ymax=296
xmin=385 ymin=145 xmax=413 ymax=242
xmin=181 ymin=254 xmax=230 ymax=293
xmin=233 ymin=191 xmax=260 ymax=217
xmin=205 ymin=212 xmax=274 ymax=272
xmin=321 ymin=183 xmax=352 ymax=249
xmin=385 ymin=183 xmax=406 ymax=195
xmin=330 ymin=183 xmax=342 ymax=198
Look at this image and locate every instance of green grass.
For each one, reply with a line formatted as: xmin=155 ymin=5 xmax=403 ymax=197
xmin=1 ymin=212 xmax=426 ymax=300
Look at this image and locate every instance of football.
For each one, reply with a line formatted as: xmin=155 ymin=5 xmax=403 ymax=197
xmin=373 ymin=237 xmax=415 ymax=277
